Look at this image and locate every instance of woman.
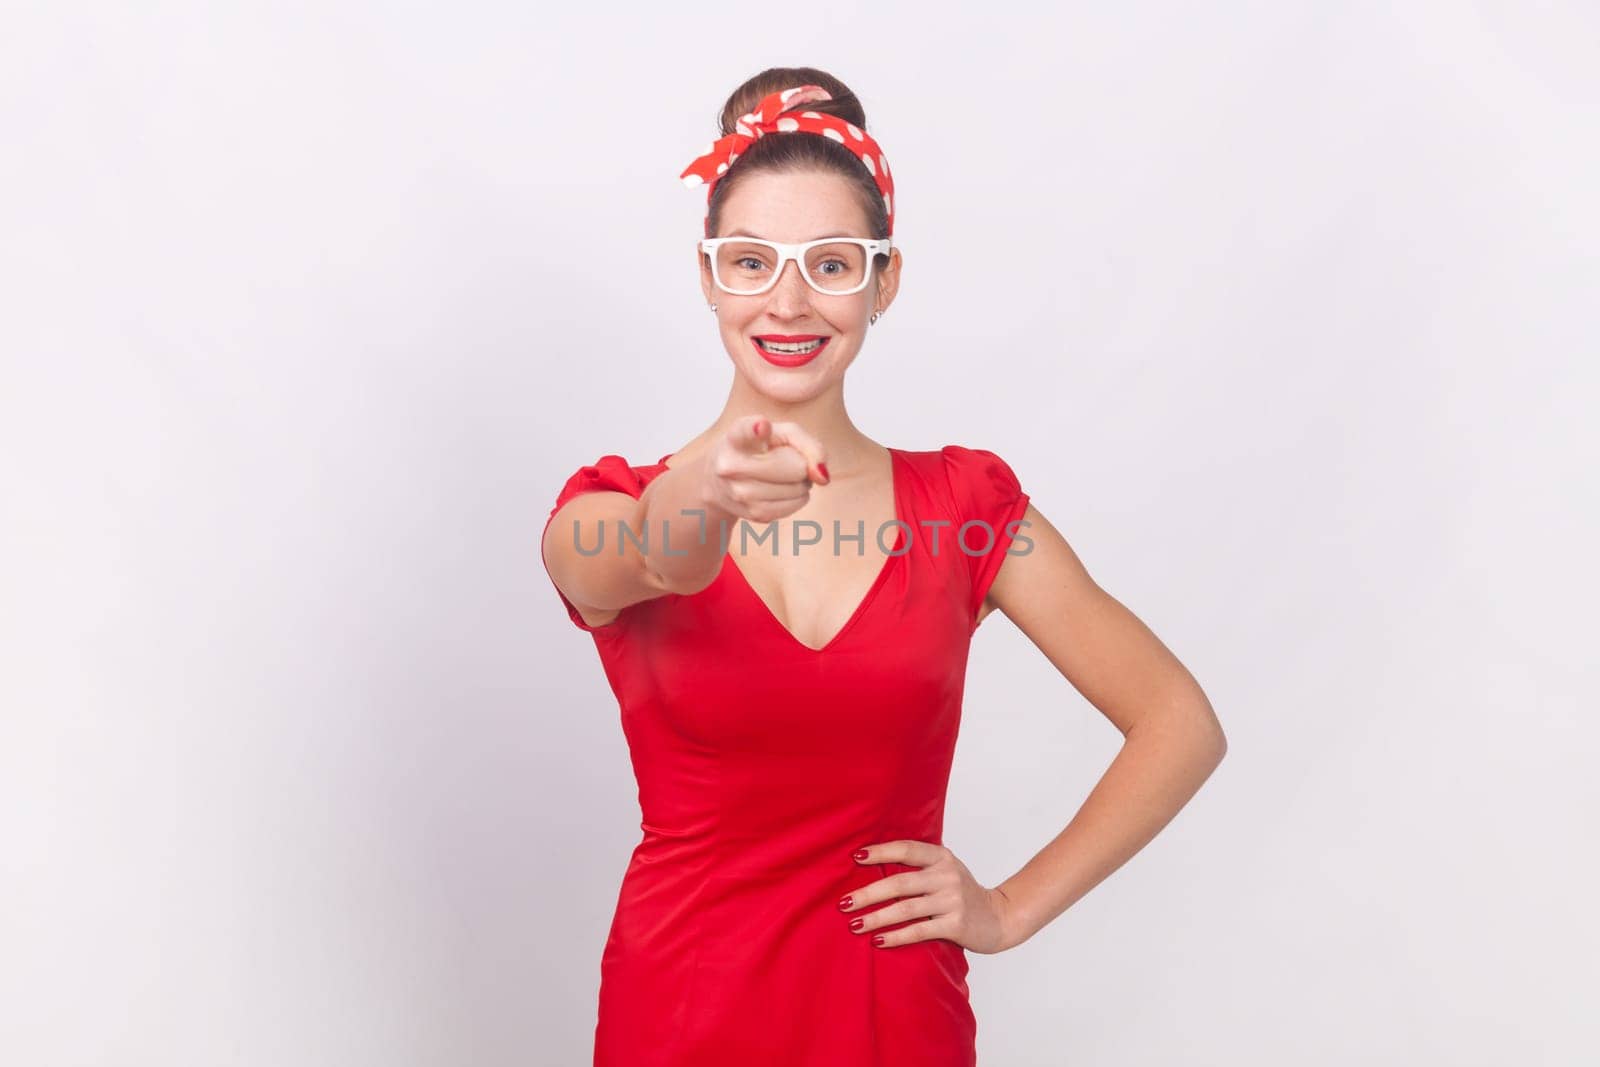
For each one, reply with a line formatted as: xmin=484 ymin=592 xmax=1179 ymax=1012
xmin=542 ymin=67 xmax=1228 ymax=1066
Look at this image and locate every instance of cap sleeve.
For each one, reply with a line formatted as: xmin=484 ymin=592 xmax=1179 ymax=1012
xmin=542 ymin=454 xmax=648 ymax=632
xmin=941 ymin=445 xmax=1032 ymax=622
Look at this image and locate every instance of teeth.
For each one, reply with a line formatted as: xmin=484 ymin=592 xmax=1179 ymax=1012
xmin=758 ymin=338 xmax=823 ymax=354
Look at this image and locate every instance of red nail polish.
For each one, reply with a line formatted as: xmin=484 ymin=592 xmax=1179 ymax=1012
xmin=818 ymin=462 xmax=830 ymax=482
xmin=852 ymin=849 xmax=869 ymax=861
xmin=872 ymin=934 xmax=886 ymax=947
xmin=838 ymin=896 xmax=853 ymax=910
xmin=850 ymin=918 xmax=864 ymax=932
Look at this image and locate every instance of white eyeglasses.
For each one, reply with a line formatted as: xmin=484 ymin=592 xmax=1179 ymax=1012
xmin=700 ymin=236 xmax=893 ymax=296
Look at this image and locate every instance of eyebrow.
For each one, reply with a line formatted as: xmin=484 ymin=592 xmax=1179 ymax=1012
xmin=724 ymin=228 xmax=852 ymax=241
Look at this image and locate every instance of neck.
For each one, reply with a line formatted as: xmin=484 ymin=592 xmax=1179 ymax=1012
xmin=672 ymin=377 xmax=882 ymax=474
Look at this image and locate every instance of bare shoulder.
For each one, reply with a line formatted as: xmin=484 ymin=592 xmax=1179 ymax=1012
xmin=979 ymin=502 xmax=1097 ymax=628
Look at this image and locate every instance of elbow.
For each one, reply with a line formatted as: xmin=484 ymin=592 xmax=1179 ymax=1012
xmin=1202 ymin=711 xmax=1228 ymax=767
xmin=1186 ymin=687 xmax=1227 ymax=765
xmin=1173 ymin=697 xmax=1228 ymax=767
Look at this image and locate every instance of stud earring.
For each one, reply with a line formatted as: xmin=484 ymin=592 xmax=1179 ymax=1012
xmin=869 ymin=311 xmax=881 ymax=325
xmin=709 ymin=303 xmax=719 ymax=313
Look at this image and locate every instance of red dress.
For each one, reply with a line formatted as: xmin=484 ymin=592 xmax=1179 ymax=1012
xmin=542 ymin=445 xmax=1030 ymax=1066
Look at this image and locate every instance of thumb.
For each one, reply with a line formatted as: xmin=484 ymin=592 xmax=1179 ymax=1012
xmin=764 ymin=422 xmax=830 ymax=486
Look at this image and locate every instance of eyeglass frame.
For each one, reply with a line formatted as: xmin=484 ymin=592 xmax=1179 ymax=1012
xmin=699 ymin=236 xmax=894 ymax=297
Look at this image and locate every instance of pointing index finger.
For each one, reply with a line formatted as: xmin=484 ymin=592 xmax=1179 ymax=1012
xmin=730 ymin=415 xmax=772 ymax=456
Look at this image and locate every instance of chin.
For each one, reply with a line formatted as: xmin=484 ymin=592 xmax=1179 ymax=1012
xmin=748 ymin=367 xmax=822 ymax=398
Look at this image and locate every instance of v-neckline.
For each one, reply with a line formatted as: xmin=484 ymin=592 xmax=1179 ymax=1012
xmin=653 ymin=446 xmax=906 ymax=655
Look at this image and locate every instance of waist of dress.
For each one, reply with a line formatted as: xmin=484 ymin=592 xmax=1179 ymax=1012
xmin=631 ymin=815 xmax=948 ymax=882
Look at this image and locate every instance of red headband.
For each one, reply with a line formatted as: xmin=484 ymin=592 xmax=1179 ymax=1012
xmin=679 ymin=84 xmax=895 ymax=237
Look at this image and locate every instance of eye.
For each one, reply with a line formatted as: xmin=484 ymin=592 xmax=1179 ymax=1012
xmin=735 ymin=257 xmax=768 ymax=271
xmin=817 ymin=260 xmax=846 ymax=275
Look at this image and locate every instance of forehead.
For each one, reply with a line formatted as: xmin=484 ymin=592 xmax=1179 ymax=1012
xmin=716 ymin=169 xmax=872 ymax=241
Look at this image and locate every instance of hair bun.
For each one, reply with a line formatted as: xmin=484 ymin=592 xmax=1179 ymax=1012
xmin=719 ymin=67 xmax=867 ymax=135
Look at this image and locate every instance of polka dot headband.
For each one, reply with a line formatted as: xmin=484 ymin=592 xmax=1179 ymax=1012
xmin=679 ymin=84 xmax=895 ymax=237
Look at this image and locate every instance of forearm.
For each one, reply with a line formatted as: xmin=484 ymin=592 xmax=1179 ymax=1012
xmin=637 ymin=453 xmax=738 ymax=593
xmin=995 ymin=705 xmax=1226 ymax=948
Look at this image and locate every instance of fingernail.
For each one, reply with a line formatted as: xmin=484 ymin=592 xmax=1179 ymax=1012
xmin=850 ymin=918 xmax=865 ymax=932
xmin=872 ymin=934 xmax=886 ymax=947
xmin=852 ymin=849 xmax=869 ymax=861
xmin=838 ymin=895 xmax=853 ymax=910
xmin=818 ymin=462 xmax=830 ymax=482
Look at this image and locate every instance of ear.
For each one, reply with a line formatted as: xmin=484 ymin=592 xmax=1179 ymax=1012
xmin=874 ymin=247 xmax=903 ymax=316
xmin=697 ymin=242 xmax=714 ymax=305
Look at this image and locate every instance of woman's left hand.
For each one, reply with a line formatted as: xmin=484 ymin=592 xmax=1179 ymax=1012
xmin=839 ymin=840 xmax=1020 ymax=955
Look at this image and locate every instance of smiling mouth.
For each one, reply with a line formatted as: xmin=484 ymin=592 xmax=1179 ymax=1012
xmin=754 ymin=337 xmax=827 ymax=355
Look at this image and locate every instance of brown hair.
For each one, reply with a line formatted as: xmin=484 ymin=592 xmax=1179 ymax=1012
xmin=705 ymin=67 xmax=891 ymax=266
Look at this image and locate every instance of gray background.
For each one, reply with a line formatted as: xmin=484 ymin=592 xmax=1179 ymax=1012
xmin=2 ymin=2 xmax=1595 ymax=1064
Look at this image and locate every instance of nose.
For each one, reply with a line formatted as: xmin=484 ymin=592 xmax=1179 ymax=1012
xmin=765 ymin=257 xmax=814 ymax=317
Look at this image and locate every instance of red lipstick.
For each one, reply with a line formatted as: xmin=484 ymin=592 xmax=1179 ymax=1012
xmin=751 ymin=334 xmax=830 ymax=368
